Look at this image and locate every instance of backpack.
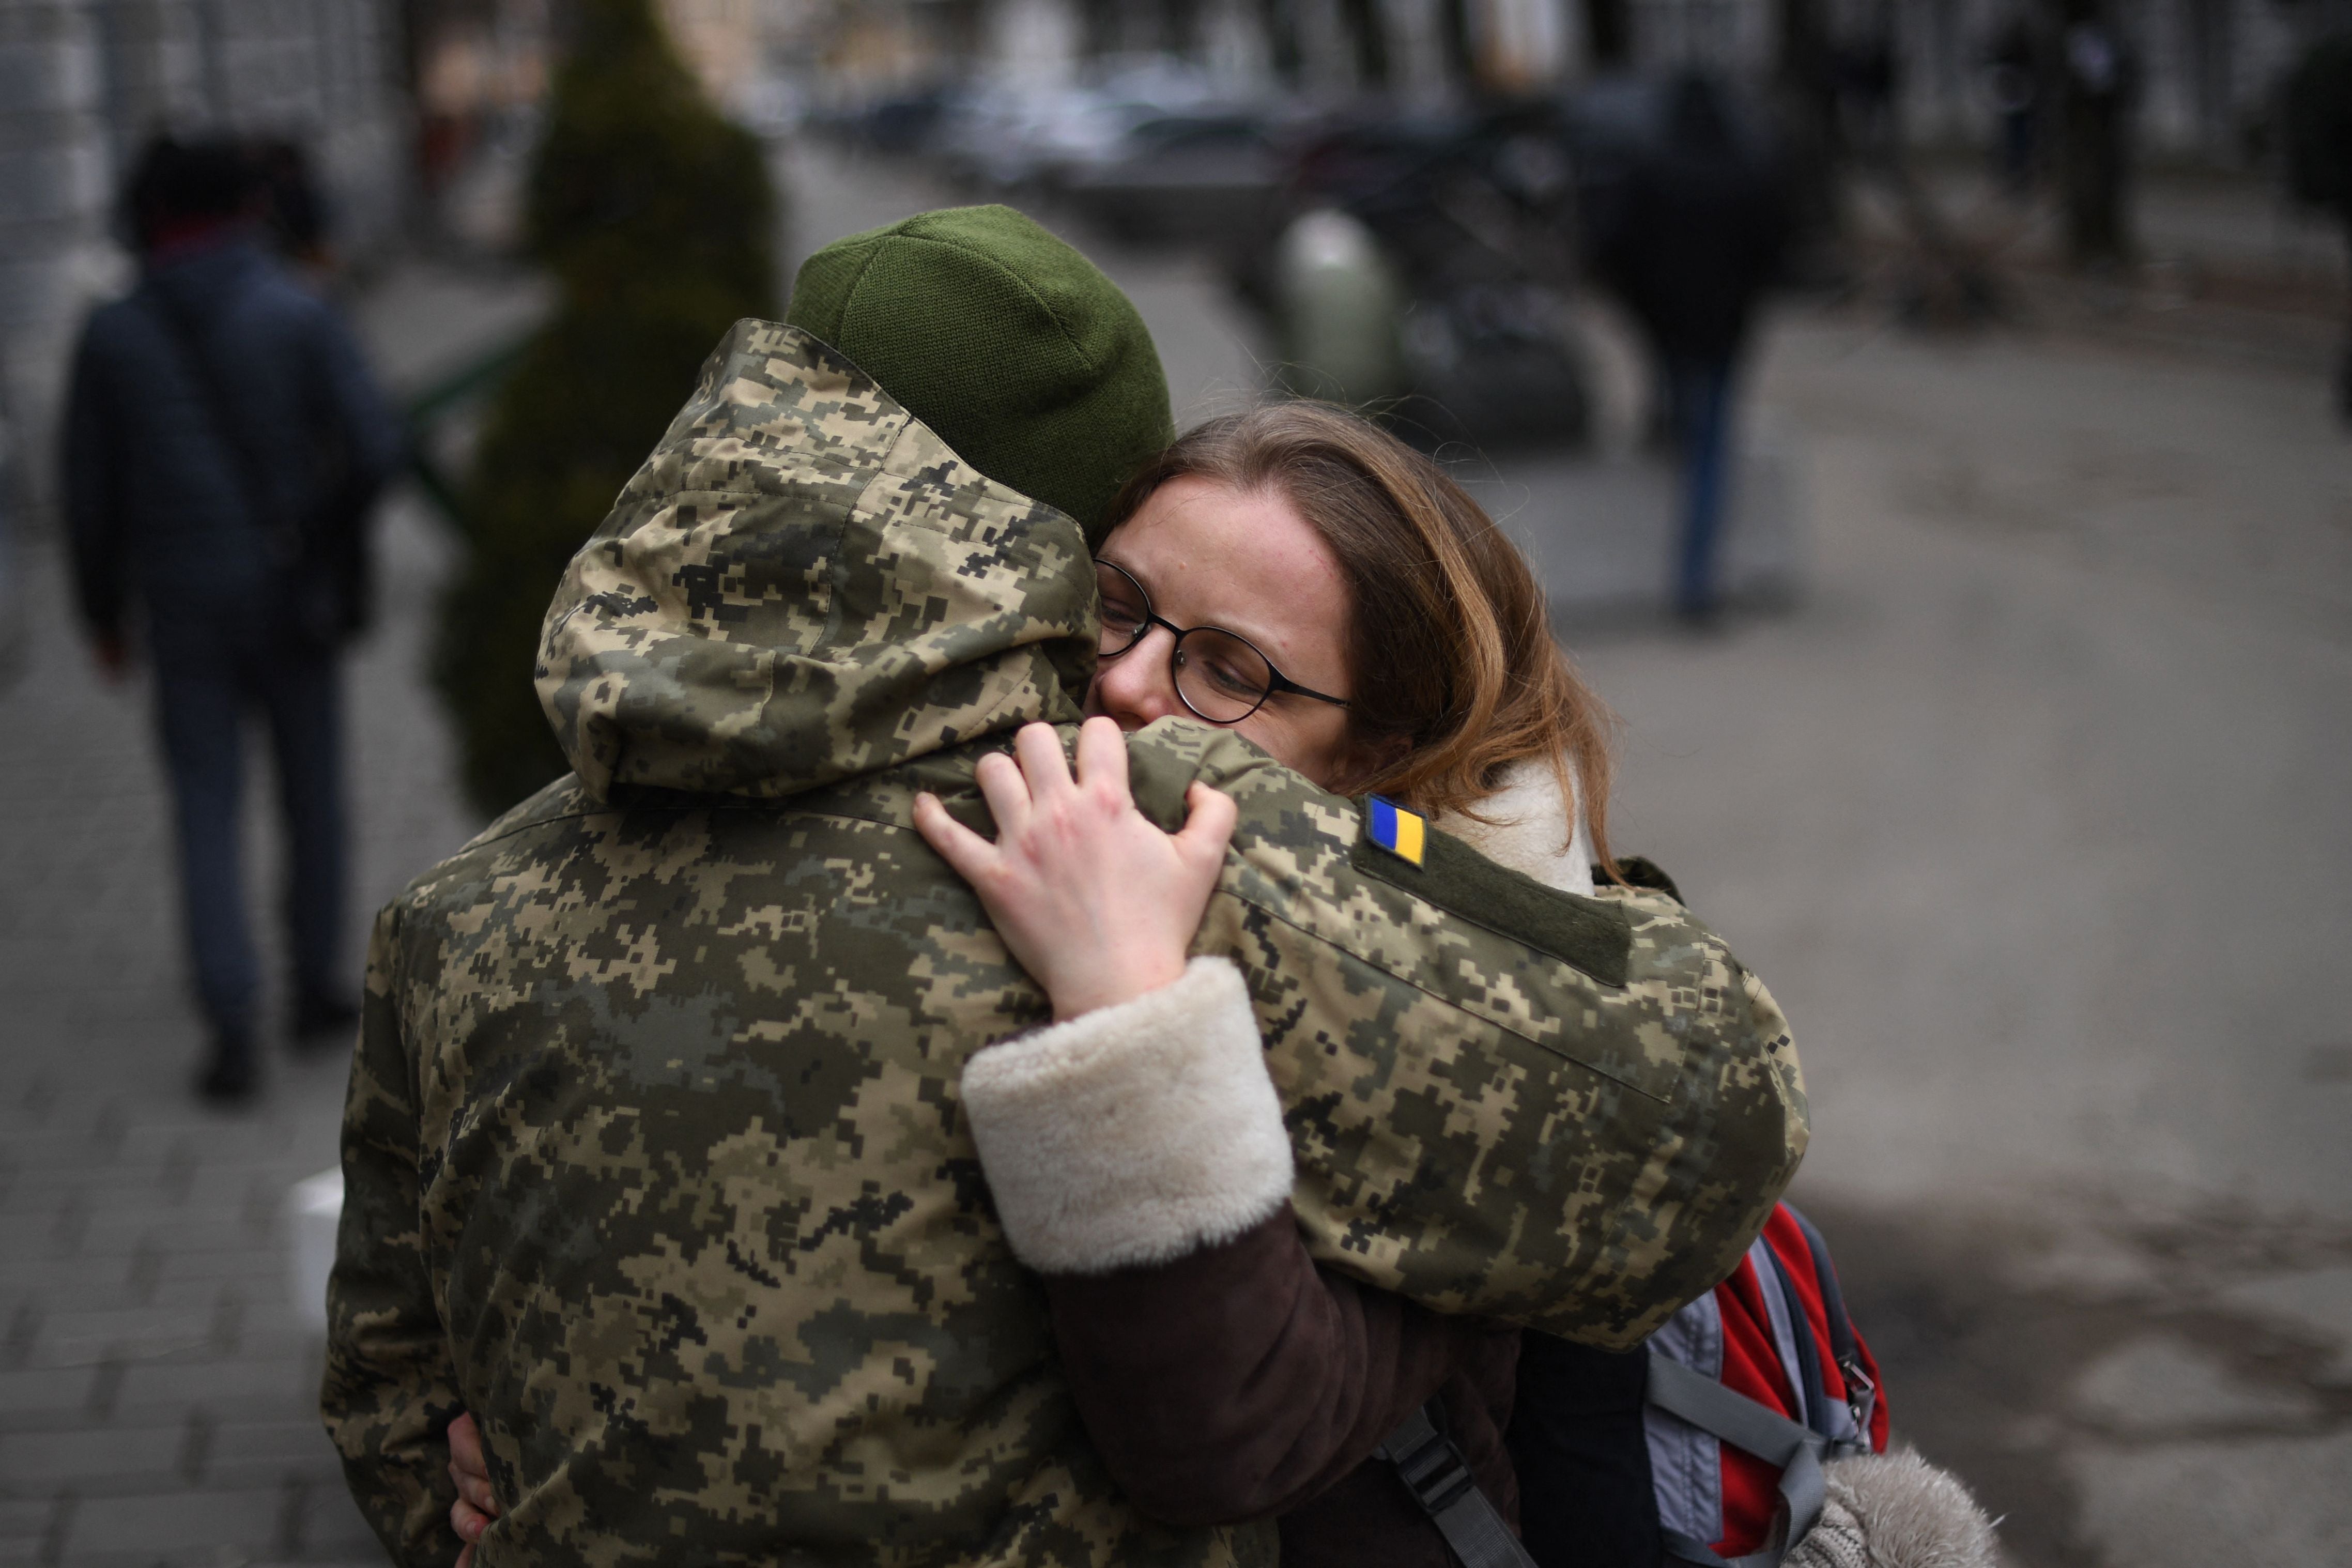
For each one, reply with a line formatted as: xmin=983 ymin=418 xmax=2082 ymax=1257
xmin=1384 ymin=1203 xmax=1888 ymax=1568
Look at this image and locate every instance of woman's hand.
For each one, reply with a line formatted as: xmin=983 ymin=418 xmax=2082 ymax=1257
xmin=447 ymin=1411 xmax=499 ymax=1566
xmin=914 ymin=717 xmax=1237 ymax=1021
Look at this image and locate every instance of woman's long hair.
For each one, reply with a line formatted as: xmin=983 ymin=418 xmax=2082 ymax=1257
xmin=1102 ymin=402 xmax=1619 ymax=877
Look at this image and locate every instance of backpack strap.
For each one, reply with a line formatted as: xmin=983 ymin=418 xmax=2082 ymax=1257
xmin=1780 ymin=1204 xmax=1877 ymax=1443
xmin=1380 ymin=1401 xmax=1542 ymax=1568
xmin=1757 ymin=1238 xmax=1835 ymax=1442
xmin=1645 ymin=1350 xmax=1828 ymax=1568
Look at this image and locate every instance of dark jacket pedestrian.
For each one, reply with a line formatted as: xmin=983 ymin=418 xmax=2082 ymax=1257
xmin=63 ymin=136 xmax=399 ymax=1100
xmin=1594 ymin=75 xmax=1787 ymax=620
xmin=1986 ymin=17 xmax=2043 ymax=197
xmin=1598 ymin=80 xmax=1784 ymax=371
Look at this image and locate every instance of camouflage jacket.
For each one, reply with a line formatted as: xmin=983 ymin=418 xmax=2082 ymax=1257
xmin=324 ymin=322 xmax=1807 ymax=1568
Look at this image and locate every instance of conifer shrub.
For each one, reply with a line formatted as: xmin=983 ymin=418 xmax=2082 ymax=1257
xmin=435 ymin=0 xmax=777 ymax=817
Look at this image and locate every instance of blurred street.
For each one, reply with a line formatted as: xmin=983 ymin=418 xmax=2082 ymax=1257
xmin=2 ymin=127 xmax=2347 ymax=1567
xmin=1594 ymin=316 xmax=2352 ymax=1567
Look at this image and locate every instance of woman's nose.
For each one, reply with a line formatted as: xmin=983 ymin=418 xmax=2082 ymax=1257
xmin=1087 ymin=628 xmax=1185 ymax=728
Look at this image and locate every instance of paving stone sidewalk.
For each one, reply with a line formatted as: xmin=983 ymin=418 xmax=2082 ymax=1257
xmin=0 ymin=266 xmax=534 ymax=1567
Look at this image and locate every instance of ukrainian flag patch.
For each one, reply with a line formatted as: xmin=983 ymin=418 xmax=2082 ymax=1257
xmin=1364 ymin=795 xmax=1426 ymax=867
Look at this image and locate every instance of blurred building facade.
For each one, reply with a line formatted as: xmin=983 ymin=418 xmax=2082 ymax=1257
xmin=840 ymin=0 xmax=2339 ymax=166
xmin=1829 ymin=0 xmax=2342 ymax=161
xmin=0 ymin=0 xmax=407 ymax=524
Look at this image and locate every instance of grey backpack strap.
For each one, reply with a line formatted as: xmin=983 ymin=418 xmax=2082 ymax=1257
xmin=1380 ymin=1401 xmax=1541 ymax=1568
xmin=1781 ymin=1203 xmax=1877 ymax=1441
xmin=1647 ymin=1351 xmax=1830 ymax=1568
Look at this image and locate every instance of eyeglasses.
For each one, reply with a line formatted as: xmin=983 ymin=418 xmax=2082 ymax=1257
xmin=1094 ymin=558 xmax=1350 ymax=726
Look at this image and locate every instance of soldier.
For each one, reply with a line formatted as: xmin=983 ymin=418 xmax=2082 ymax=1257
xmin=326 ymin=207 xmax=1806 ymax=1566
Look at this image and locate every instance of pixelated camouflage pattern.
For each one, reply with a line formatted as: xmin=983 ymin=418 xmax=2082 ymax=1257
xmin=324 ymin=324 xmax=1805 ymax=1568
xmin=537 ymin=320 xmax=1096 ymax=803
xmin=1126 ymin=725 xmax=1806 ymax=1337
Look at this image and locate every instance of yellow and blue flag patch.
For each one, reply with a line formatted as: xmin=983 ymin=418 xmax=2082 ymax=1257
xmin=1364 ymin=795 xmax=1426 ymax=867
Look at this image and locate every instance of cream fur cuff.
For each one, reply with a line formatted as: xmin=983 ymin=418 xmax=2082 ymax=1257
xmin=961 ymin=957 xmax=1294 ymax=1276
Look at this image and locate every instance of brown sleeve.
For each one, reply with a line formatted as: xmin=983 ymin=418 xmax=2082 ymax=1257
xmin=959 ymin=960 xmax=1513 ymax=1528
xmin=1041 ymin=1203 xmax=1504 ymax=1527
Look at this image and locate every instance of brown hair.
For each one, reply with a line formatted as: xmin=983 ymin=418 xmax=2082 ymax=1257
xmin=1103 ymin=401 xmax=1619 ymax=875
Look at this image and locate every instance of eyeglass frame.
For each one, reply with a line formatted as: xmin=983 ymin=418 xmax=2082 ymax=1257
xmin=1093 ymin=557 xmax=1351 ymax=726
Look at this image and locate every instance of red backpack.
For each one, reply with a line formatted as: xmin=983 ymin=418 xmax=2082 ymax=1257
xmin=1383 ymin=1203 xmax=1889 ymax=1568
xmin=1643 ymin=1203 xmax=1890 ymax=1564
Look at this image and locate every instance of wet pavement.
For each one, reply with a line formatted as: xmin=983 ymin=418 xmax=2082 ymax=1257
xmin=1581 ymin=311 xmax=2352 ymax=1566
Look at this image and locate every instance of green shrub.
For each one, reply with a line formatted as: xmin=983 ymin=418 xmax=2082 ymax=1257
xmin=435 ymin=0 xmax=777 ymax=817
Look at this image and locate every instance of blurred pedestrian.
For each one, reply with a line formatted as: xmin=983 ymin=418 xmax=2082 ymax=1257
xmin=2056 ymin=7 xmax=2136 ymax=265
xmin=1835 ymin=32 xmax=1902 ymax=158
xmin=1594 ymin=74 xmax=1789 ymax=622
xmin=62 ymin=135 xmax=401 ymax=1102
xmin=2283 ymin=35 xmax=2352 ymax=423
xmin=1985 ymin=16 xmax=2042 ymax=199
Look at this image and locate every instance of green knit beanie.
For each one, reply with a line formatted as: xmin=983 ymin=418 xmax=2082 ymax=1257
xmin=785 ymin=206 xmax=1173 ymax=545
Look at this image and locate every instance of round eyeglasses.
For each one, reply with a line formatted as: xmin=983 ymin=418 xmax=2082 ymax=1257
xmin=1094 ymin=558 xmax=1351 ymax=726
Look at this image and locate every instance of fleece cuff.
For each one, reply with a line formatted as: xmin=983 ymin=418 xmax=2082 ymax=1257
xmin=961 ymin=957 xmax=1293 ymax=1276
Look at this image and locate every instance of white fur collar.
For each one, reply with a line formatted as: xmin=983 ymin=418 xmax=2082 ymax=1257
xmin=1435 ymin=761 xmax=1596 ymax=898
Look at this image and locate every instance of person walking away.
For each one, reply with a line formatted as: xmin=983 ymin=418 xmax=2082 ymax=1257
xmin=2056 ymin=8 xmax=2136 ymax=267
xmin=2282 ymin=36 xmax=2352 ymax=423
xmin=1985 ymin=16 xmax=2043 ymax=200
xmin=1594 ymin=74 xmax=1788 ymax=623
xmin=63 ymin=136 xmax=401 ymax=1103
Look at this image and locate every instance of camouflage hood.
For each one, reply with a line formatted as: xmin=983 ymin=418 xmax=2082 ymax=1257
xmin=536 ymin=320 xmax=1097 ymax=803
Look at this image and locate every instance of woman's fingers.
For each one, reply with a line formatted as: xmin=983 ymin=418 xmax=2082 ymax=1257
xmin=971 ymin=750 xmax=1034 ymax=838
xmin=1177 ymin=780 xmax=1239 ymax=867
xmin=1012 ymin=721 xmax=1077 ymax=803
xmin=443 ymin=1409 xmax=498 ymax=1556
xmin=1073 ymin=714 xmax=1131 ymax=801
xmin=446 ymin=1413 xmax=490 ymax=1498
xmin=447 ymin=1410 xmax=480 ymax=1465
xmin=912 ymin=792 xmax=998 ymax=886
xmin=453 ymin=1468 xmax=498 ymax=1517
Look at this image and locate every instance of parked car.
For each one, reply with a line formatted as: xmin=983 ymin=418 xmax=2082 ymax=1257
xmin=818 ymin=83 xmax=959 ymax=155
xmin=1244 ymin=103 xmax=1594 ymax=452
xmin=1058 ymin=114 xmax=1285 ymax=253
xmin=930 ymin=57 xmax=1240 ymax=192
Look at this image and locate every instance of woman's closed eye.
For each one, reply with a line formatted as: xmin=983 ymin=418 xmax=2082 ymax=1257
xmin=1182 ymin=641 xmax=1265 ymax=701
xmin=1100 ymin=593 xmax=1147 ymax=639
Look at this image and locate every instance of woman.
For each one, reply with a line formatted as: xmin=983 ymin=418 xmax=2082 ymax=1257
xmin=909 ymin=404 xmax=1995 ymax=1568
xmin=911 ymin=401 xmax=1621 ymax=1566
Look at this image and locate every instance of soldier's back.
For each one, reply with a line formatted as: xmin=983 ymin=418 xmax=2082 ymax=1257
xmin=360 ymin=774 xmax=1247 ymax=1567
